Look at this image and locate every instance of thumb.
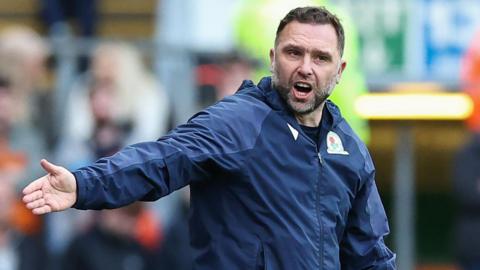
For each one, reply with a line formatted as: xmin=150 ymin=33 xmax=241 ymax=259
xmin=40 ymin=159 xmax=61 ymax=175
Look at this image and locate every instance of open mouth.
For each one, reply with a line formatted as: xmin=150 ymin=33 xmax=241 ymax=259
xmin=292 ymin=82 xmax=313 ymax=99
xmin=294 ymin=82 xmax=312 ymax=92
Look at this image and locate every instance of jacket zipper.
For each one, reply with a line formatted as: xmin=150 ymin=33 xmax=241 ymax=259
xmin=316 ymin=150 xmax=324 ymax=270
xmin=289 ymin=120 xmax=325 ymax=269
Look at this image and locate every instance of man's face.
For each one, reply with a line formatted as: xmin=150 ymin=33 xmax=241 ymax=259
xmin=270 ymin=21 xmax=346 ymax=115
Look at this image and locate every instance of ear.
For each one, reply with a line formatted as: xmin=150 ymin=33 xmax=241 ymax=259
xmin=336 ymin=60 xmax=347 ymax=84
xmin=269 ymin=48 xmax=275 ymax=71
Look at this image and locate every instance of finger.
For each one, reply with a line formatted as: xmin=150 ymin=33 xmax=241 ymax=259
xmin=26 ymin=198 xmax=45 ymax=210
xmin=40 ymin=159 xmax=60 ymax=175
xmin=23 ymin=190 xmax=43 ymax=203
xmin=32 ymin=205 xmax=52 ymax=215
xmin=22 ymin=178 xmax=45 ymax=195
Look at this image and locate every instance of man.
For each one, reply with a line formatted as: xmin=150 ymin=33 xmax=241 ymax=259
xmin=23 ymin=6 xmax=396 ymax=269
xmin=235 ymin=0 xmax=370 ymax=143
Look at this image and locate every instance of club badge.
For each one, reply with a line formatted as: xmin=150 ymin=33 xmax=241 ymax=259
xmin=326 ymin=131 xmax=349 ymax=155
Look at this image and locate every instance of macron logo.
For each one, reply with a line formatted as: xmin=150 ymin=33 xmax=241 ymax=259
xmin=287 ymin=123 xmax=299 ymax=141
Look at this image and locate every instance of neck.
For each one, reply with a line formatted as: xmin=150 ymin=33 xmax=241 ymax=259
xmin=294 ymin=102 xmax=325 ymax=127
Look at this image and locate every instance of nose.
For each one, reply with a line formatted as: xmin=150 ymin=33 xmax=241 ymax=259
xmin=297 ymin=57 xmax=313 ymax=77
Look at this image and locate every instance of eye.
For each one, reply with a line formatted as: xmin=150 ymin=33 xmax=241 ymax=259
xmin=286 ymin=49 xmax=301 ymax=57
xmin=313 ymin=54 xmax=331 ymax=63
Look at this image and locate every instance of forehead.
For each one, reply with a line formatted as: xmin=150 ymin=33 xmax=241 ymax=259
xmin=276 ymin=21 xmax=339 ymax=54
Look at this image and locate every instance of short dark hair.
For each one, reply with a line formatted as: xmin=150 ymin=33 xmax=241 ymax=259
xmin=275 ymin=6 xmax=345 ymax=56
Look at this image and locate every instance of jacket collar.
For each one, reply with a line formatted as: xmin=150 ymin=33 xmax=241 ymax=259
xmin=253 ymin=76 xmax=343 ymax=128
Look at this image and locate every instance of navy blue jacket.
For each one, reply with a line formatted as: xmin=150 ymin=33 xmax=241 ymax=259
xmin=73 ymin=77 xmax=396 ymax=269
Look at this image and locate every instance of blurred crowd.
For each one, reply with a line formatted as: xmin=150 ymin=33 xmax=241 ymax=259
xmin=0 ymin=27 xmax=164 ymax=270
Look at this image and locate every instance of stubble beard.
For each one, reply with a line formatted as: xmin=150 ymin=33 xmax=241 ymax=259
xmin=272 ymin=71 xmax=337 ymax=116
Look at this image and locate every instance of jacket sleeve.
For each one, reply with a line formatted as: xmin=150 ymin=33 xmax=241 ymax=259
xmin=72 ymin=107 xmax=252 ymax=210
xmin=340 ymin=155 xmax=396 ymax=269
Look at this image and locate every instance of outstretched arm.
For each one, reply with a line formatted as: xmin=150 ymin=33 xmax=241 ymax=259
xmin=22 ymin=159 xmax=77 ymax=215
xmin=23 ymin=97 xmax=260 ymax=212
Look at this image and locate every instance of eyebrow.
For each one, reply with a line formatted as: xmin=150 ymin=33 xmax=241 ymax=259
xmin=282 ymin=44 xmax=333 ymax=59
xmin=282 ymin=44 xmax=303 ymax=51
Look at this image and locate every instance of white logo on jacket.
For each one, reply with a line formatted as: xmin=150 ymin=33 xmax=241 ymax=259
xmin=287 ymin=123 xmax=299 ymax=140
xmin=326 ymin=131 xmax=349 ymax=155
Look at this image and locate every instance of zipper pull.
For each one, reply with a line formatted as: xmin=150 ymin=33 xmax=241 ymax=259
xmin=317 ymin=152 xmax=323 ymax=165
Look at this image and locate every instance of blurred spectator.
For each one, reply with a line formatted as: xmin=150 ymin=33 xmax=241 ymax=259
xmin=0 ymin=65 xmax=47 ymax=185
xmin=49 ymin=41 xmax=171 ymax=262
xmin=0 ymin=151 xmax=48 ymax=270
xmin=59 ymin=41 xmax=170 ymax=155
xmin=452 ymin=133 xmax=480 ymax=270
xmin=61 ymin=203 xmax=159 ymax=270
xmin=216 ymin=51 xmax=258 ymax=100
xmin=0 ymin=25 xmax=55 ymax=152
xmin=56 ymin=77 xmax=134 ymax=168
xmin=196 ymin=50 xmax=257 ymax=108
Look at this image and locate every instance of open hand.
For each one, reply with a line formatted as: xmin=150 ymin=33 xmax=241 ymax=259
xmin=22 ymin=159 xmax=77 ymax=215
